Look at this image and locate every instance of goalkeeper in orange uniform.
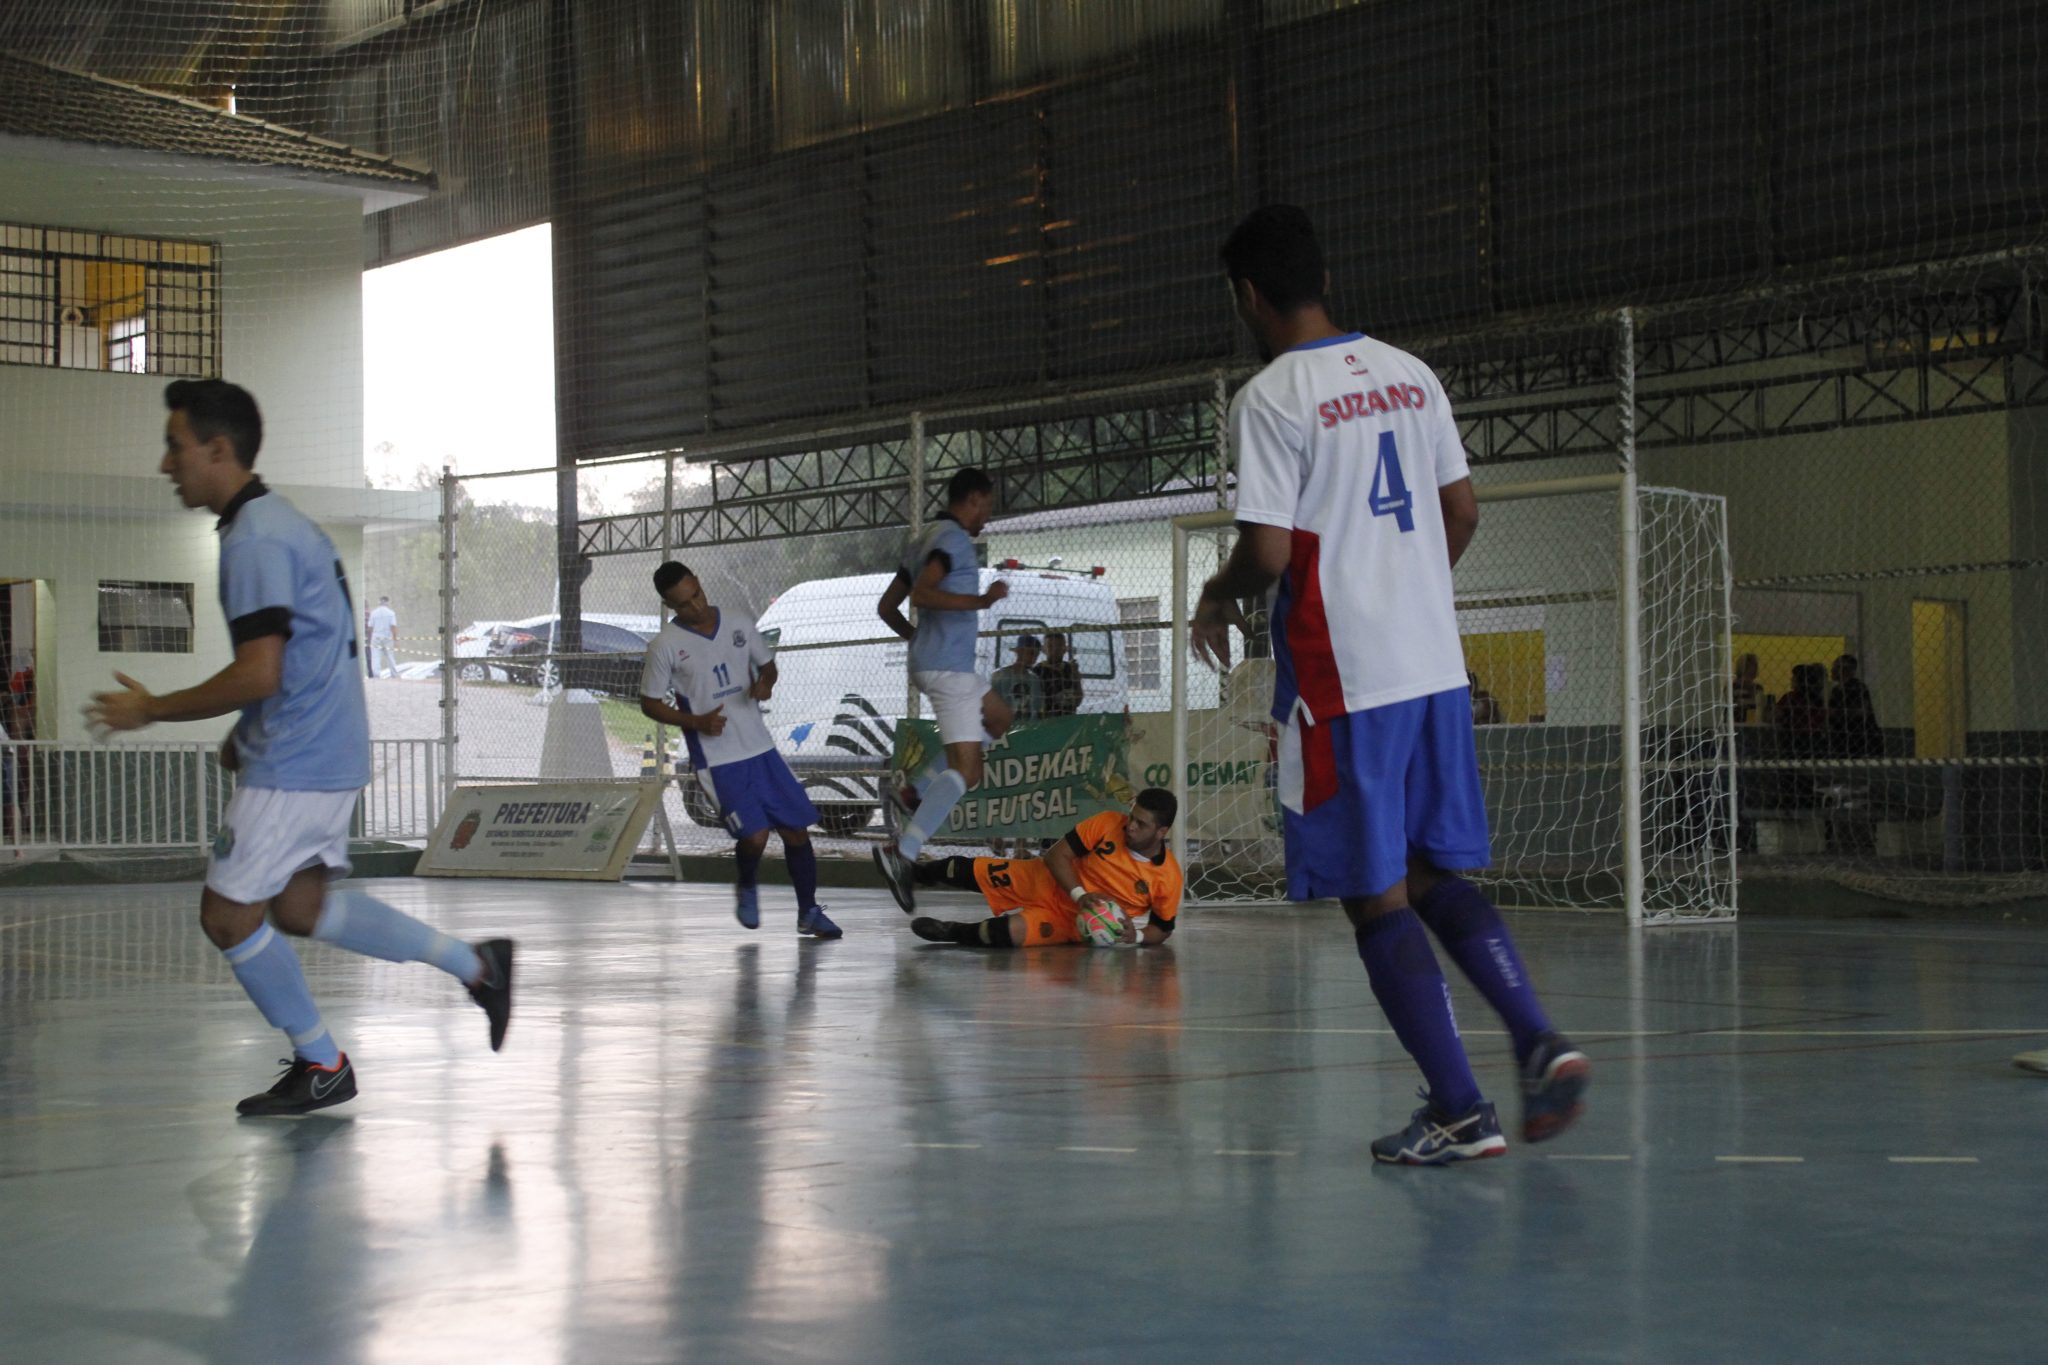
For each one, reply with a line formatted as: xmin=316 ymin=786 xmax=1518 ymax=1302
xmin=907 ymin=789 xmax=1183 ymax=948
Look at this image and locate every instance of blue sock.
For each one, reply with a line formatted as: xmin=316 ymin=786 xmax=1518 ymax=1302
xmin=900 ymin=768 xmax=968 ymax=859
xmin=1355 ymin=908 xmax=1481 ymax=1116
xmin=313 ymin=888 xmax=481 ymax=984
xmin=785 ymin=839 xmax=819 ymax=912
xmin=223 ymin=923 xmax=341 ymax=1066
xmin=737 ymin=843 xmax=763 ymax=890
xmin=1414 ymin=877 xmax=1553 ymax=1063
xmin=911 ymin=764 xmax=942 ymax=799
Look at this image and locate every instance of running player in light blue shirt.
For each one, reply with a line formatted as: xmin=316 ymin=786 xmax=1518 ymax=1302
xmin=638 ymin=560 xmax=840 ymax=938
xmin=85 ymin=380 xmax=514 ymax=1117
xmin=871 ymin=467 xmax=1013 ymax=911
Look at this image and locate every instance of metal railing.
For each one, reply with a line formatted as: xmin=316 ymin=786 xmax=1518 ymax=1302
xmin=0 ymin=737 xmax=448 ymax=851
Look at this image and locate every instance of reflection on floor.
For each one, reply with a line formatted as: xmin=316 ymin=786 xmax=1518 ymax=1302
xmin=2 ymin=878 xmax=2045 ymax=1363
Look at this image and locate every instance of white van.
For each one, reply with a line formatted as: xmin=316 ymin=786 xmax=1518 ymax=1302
xmin=686 ymin=567 xmax=1128 ymax=833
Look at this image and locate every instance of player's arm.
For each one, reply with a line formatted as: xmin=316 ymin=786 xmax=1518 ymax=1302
xmin=747 ymin=659 xmax=778 ymax=701
xmin=877 ymin=572 xmax=916 ymax=641
xmin=1043 ymin=824 xmax=1123 ymax=922
xmin=638 ymin=693 xmax=726 ymax=735
xmin=86 ymin=635 xmax=285 ymax=734
xmin=908 ymin=556 xmax=1005 ymax=612
xmin=1192 ymin=524 xmax=1291 ymax=670
xmin=1440 ymin=477 xmax=1478 ymax=568
xmin=1194 ymin=394 xmax=1299 ymax=669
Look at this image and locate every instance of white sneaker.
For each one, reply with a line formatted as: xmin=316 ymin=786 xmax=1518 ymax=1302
xmin=2014 ymin=1050 xmax=2048 ymax=1075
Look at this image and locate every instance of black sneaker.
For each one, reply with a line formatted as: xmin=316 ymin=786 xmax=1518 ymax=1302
xmin=1519 ymin=1032 xmax=1590 ymax=1143
xmin=237 ymin=1054 xmax=356 ymax=1117
xmin=468 ymin=938 xmax=515 ymax=1052
xmin=1370 ymin=1092 xmax=1507 ymax=1165
xmin=910 ymin=916 xmax=966 ymax=944
xmin=873 ymin=843 xmax=917 ymax=914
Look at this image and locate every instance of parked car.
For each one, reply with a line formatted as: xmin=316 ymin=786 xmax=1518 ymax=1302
xmin=486 ymin=615 xmax=657 ymax=696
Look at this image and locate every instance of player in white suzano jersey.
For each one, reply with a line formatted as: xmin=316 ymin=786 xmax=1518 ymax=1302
xmin=1192 ymin=206 xmax=1586 ymax=1166
xmin=639 ymin=561 xmax=839 ymax=938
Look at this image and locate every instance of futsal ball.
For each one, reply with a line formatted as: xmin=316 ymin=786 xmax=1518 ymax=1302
xmin=1076 ymin=898 xmax=1131 ymax=947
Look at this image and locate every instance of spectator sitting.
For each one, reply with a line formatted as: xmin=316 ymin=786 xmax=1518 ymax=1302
xmin=1732 ymin=652 xmax=1762 ymax=724
xmin=1468 ymin=670 xmax=1503 ymax=726
xmin=1036 ymin=631 xmax=1084 ymax=718
xmin=1776 ymin=662 xmax=1829 ymax=760
xmin=1828 ymin=653 xmax=1883 ymax=758
xmin=993 ymin=634 xmax=1045 ymax=722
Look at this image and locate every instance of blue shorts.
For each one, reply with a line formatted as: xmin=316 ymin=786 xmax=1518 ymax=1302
xmin=699 ymin=750 xmax=821 ymax=840
xmin=1278 ymin=687 xmax=1490 ymax=901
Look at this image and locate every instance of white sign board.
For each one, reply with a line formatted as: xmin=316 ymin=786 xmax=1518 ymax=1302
xmin=418 ymin=783 xmax=661 ymax=881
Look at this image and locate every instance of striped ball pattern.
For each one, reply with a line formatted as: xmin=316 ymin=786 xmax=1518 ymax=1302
xmin=1076 ymin=899 xmax=1130 ymax=947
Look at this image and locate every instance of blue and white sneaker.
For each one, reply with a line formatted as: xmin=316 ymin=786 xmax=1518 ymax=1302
xmin=798 ymin=905 xmax=843 ymax=939
xmin=1370 ymin=1093 xmax=1508 ymax=1165
xmin=735 ymin=884 xmax=760 ymax=930
xmin=1520 ymin=1031 xmax=1590 ymax=1143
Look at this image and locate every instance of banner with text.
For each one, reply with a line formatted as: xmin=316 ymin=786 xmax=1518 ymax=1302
xmin=1126 ymin=711 xmax=1277 ymax=842
xmin=418 ymin=783 xmax=661 ymax=880
xmin=894 ymin=714 xmax=1136 ymax=842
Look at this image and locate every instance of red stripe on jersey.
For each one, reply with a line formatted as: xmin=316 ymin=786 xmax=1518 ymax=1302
xmin=1302 ymin=716 xmax=1339 ymax=813
xmin=1285 ymin=529 xmax=1348 ymax=721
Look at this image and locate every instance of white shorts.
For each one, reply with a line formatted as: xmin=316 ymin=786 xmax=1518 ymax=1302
xmin=913 ymin=669 xmax=993 ymax=746
xmin=206 ymin=786 xmax=357 ymax=904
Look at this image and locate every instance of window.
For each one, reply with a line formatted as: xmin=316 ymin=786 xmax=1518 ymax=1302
xmin=97 ymin=581 xmax=195 ymax=653
xmin=0 ymin=223 xmax=218 ymax=376
xmin=1119 ymin=596 xmax=1162 ymax=691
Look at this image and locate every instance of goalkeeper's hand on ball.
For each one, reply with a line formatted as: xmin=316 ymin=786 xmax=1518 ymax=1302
xmin=1076 ymin=895 xmax=1130 ymax=947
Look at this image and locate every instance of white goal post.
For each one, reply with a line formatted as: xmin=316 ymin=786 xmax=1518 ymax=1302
xmin=1169 ymin=475 xmax=1736 ymax=925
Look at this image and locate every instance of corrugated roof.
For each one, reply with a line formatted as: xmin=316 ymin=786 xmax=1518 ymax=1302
xmin=0 ymin=53 xmax=434 ymax=190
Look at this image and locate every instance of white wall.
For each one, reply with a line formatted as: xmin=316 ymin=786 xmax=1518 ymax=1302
xmin=0 ymin=155 xmax=371 ymax=739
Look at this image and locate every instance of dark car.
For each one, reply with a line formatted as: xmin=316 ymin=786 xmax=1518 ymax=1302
xmin=487 ymin=616 xmax=653 ymax=696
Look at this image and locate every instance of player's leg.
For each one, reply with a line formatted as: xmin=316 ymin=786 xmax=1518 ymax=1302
xmin=779 ymin=828 xmax=841 ymax=938
xmin=1403 ymin=687 xmax=1587 ymax=1142
xmin=732 ymin=829 xmax=770 ymax=930
xmin=910 ymin=905 xmax=1070 ymax=947
xmin=1280 ymin=704 xmax=1499 ymax=1164
xmin=261 ymin=791 xmax=513 ymax=1050
xmin=202 ymin=787 xmax=354 ymax=1114
xmin=878 ymin=672 xmax=993 ymax=908
xmin=909 ymin=854 xmax=986 ymax=892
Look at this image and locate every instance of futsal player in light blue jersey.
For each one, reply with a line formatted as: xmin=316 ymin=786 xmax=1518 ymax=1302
xmin=85 ymin=380 xmax=514 ymax=1116
xmin=872 ymin=467 xmax=1013 ymax=911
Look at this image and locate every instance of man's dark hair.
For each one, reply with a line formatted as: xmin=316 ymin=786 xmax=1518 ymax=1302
xmin=1220 ymin=204 xmax=1327 ymax=314
xmin=652 ymin=561 xmax=694 ymax=595
xmin=946 ymin=467 xmax=993 ymax=505
xmin=1045 ymin=631 xmax=1067 ymax=644
xmin=165 ymin=379 xmax=263 ymax=468
xmin=1135 ymin=787 xmax=1178 ymax=828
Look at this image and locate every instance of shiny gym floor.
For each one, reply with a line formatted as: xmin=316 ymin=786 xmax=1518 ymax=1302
xmin=2 ymin=878 xmax=2044 ymax=1364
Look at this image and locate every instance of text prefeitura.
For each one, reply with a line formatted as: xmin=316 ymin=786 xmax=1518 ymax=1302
xmin=494 ymin=802 xmax=596 ymax=824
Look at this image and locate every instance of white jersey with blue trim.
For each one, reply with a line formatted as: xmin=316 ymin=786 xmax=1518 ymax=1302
xmin=215 ymin=479 xmax=371 ymax=791
xmin=1230 ymin=330 xmax=1471 ymax=723
xmin=638 ymin=608 xmax=776 ymax=769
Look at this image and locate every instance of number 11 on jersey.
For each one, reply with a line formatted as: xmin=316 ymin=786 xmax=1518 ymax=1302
xmin=713 ymin=663 xmax=732 ymax=688
xmin=1369 ymin=431 xmax=1416 ymax=532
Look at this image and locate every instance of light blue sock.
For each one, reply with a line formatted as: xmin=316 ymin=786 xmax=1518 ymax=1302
xmin=899 ymin=768 xmax=969 ymax=860
xmin=314 ymin=888 xmax=482 ymax=984
xmin=223 ymin=923 xmax=341 ymax=1066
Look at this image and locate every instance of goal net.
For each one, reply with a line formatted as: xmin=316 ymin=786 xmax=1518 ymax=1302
xmin=1170 ymin=478 xmax=1735 ymax=923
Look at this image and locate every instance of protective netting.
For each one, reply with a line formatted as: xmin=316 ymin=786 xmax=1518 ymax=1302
xmin=2 ymin=3 xmax=2044 ymax=904
xmin=1170 ymin=481 xmax=1736 ymax=921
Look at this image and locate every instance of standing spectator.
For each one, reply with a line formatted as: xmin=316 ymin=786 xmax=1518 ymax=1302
xmin=367 ymin=596 xmax=399 ymax=680
xmin=1776 ymin=663 xmax=1829 ymax=760
xmin=1467 ymin=670 xmax=1503 ymax=726
xmin=1732 ymin=652 xmax=1762 ymax=724
xmin=1036 ymin=631 xmax=1084 ymax=717
xmin=1828 ymin=654 xmax=1883 ymax=758
xmin=992 ymin=635 xmax=1045 ymax=722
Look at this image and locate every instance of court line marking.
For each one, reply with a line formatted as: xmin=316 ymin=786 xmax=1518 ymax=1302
xmin=906 ymin=1142 xmax=981 ymax=1150
xmin=1888 ymin=1156 xmax=1979 ymax=1165
xmin=1716 ymin=1156 xmax=1804 ymax=1164
xmin=1214 ymin=1148 xmax=1295 ymax=1157
xmin=1057 ymin=1146 xmax=1138 ymax=1154
xmin=1115 ymin=1024 xmax=2048 ymax=1039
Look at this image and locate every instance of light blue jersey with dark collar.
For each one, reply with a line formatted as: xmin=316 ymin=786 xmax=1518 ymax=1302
xmin=898 ymin=515 xmax=982 ymax=674
xmin=215 ymin=479 xmax=371 ymax=791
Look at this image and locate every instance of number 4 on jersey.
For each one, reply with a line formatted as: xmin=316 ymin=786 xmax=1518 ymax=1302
xmin=1370 ymin=431 xmax=1416 ymax=532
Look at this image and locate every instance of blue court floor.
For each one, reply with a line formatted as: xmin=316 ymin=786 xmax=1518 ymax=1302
xmin=2 ymin=877 xmax=2044 ymax=1364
